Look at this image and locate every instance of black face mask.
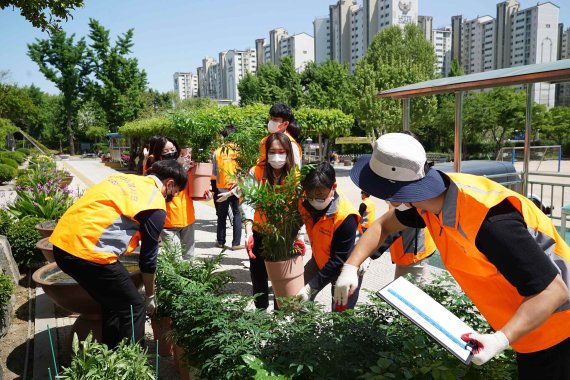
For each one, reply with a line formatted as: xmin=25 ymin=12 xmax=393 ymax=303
xmin=162 ymin=152 xmax=177 ymax=160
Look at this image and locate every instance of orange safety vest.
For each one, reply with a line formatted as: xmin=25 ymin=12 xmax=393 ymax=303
xmin=421 ymin=172 xmax=570 ymax=353
xmin=164 ymin=168 xmax=195 ymax=228
xmin=300 ymin=196 xmax=360 ymax=269
xmin=389 ymin=227 xmax=436 ymax=265
xmin=50 ymin=174 xmax=166 ymax=264
xmin=251 ymin=163 xmax=271 ymax=231
xmin=214 ymin=144 xmax=239 ymax=189
xmin=360 ymin=198 xmax=376 ymax=230
xmin=258 ymin=131 xmax=302 ymax=163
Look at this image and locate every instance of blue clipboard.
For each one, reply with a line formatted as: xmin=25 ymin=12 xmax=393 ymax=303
xmin=377 ymin=276 xmax=475 ymax=365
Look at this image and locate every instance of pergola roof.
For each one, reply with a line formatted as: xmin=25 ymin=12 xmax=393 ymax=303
xmin=378 ymin=59 xmax=570 ymax=99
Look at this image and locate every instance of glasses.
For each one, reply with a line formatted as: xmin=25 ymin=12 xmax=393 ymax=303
xmin=304 ymin=188 xmax=333 ymax=203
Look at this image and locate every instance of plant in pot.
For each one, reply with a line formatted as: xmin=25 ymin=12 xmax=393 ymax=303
xmin=171 ymin=110 xmax=222 ymax=199
xmin=238 ymin=166 xmax=311 ymax=304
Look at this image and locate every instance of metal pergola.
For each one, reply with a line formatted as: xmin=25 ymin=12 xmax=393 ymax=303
xmin=378 ymin=59 xmax=570 ymax=196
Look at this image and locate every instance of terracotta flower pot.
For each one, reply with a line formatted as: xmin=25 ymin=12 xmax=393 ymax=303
xmin=150 ymin=316 xmax=173 ymax=357
xmin=36 ymin=237 xmax=54 ymax=262
xmin=174 ymin=344 xmax=191 ymax=380
xmin=265 ymin=255 xmax=304 ymax=306
xmin=190 ymin=162 xmax=213 ymax=199
xmin=35 ymin=220 xmax=57 ymax=238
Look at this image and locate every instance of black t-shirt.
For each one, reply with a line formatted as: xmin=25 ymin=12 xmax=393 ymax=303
xmin=134 ymin=208 xmax=166 ymax=274
xmin=395 ymin=199 xmax=558 ymax=297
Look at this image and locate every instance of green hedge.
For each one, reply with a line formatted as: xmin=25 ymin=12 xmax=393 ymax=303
xmin=0 ymin=158 xmax=19 ymax=169
xmin=0 ymin=164 xmax=16 ymax=184
xmin=120 ymin=105 xmax=354 ymax=163
xmin=0 ymin=151 xmax=26 ymax=164
xmin=6 ymin=216 xmax=44 ymax=267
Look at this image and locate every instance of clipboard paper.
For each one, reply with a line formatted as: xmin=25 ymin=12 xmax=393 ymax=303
xmin=378 ymin=276 xmax=474 ymax=365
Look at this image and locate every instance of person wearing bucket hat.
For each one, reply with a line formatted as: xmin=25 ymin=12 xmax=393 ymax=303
xmin=336 ymin=133 xmax=570 ymax=378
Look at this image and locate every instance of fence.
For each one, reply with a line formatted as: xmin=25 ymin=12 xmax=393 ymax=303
xmin=527 ymin=171 xmax=570 ymax=224
xmin=496 ymin=145 xmax=562 ymax=172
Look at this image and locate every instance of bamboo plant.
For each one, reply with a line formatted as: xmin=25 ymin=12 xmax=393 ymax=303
xmin=238 ymin=165 xmax=312 ymax=262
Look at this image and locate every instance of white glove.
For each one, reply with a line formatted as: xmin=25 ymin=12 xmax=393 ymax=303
xmin=358 ymin=257 xmax=371 ymax=276
xmin=145 ymin=295 xmax=157 ymax=316
xmin=296 ymin=284 xmax=318 ymax=302
xmin=216 ymin=187 xmax=240 ymax=203
xmin=461 ymin=331 xmax=510 ymax=366
xmin=333 ymin=264 xmax=359 ymax=307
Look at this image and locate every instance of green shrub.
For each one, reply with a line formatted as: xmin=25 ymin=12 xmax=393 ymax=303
xmin=59 ymin=333 xmax=154 ymax=379
xmin=0 ymin=158 xmax=18 ymax=169
xmin=0 ymin=273 xmax=14 ymax=322
xmin=0 ymin=209 xmax=14 ymax=236
xmin=16 ymin=148 xmax=31 ymax=156
xmin=0 ymin=151 xmax=26 ymax=164
xmin=0 ymin=164 xmax=16 ymax=184
xmin=6 ymin=216 xmax=43 ymax=267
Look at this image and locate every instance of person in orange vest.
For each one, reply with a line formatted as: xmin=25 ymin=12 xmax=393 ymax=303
xmin=50 ymin=160 xmax=188 ymax=349
xmin=259 ymin=103 xmax=302 ymax=167
xmin=297 ymin=162 xmax=365 ymax=311
xmin=147 ymin=136 xmax=196 ymax=260
xmin=211 ymin=125 xmax=243 ymax=250
xmin=335 ymin=133 xmax=570 ymax=377
xmin=373 ymin=222 xmax=436 ymax=283
xmin=245 ymin=132 xmax=300 ymax=309
xmin=358 ymin=191 xmax=376 ymax=232
xmin=142 ymin=135 xmax=161 ymax=174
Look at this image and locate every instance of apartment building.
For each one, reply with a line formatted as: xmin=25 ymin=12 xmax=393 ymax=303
xmin=173 ymin=72 xmax=198 ymax=99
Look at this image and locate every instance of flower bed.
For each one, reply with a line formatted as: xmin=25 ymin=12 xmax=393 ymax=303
xmin=155 ymin=245 xmax=517 ymax=380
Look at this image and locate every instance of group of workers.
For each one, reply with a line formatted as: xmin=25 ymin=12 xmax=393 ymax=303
xmin=48 ymin=100 xmax=569 ymax=378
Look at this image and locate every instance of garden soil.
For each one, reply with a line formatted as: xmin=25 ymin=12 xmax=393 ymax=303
xmin=0 ymin=271 xmax=34 ymax=379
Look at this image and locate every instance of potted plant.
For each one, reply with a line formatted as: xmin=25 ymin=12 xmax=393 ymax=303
xmin=171 ymin=110 xmax=222 ymax=199
xmin=238 ymin=166 xmax=309 ymax=303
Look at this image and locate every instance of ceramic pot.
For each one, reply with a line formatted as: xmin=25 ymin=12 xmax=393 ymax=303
xmin=189 ymin=162 xmax=213 ymax=199
xmin=35 ymin=220 xmax=57 ymax=238
xmin=264 ymin=255 xmax=304 ymax=306
xmin=36 ymin=237 xmax=54 ymax=262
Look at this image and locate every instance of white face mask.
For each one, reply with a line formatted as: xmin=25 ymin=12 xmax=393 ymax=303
xmin=308 ymin=197 xmax=333 ymax=211
xmin=395 ymin=203 xmax=412 ymax=211
xmin=268 ymin=153 xmax=287 ymax=169
xmin=267 ymin=120 xmax=282 ymax=133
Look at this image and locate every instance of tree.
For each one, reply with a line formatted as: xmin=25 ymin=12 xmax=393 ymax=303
xmin=464 ymin=88 xmax=526 ymax=158
xmin=544 ymin=106 xmax=570 ymax=144
xmin=300 ymin=60 xmax=354 ymax=114
xmin=352 ymin=24 xmax=438 ymax=138
xmin=277 ymin=56 xmax=303 ymax=108
xmin=87 ymin=19 xmax=148 ymax=132
xmin=237 ymin=72 xmax=262 ymax=106
xmin=28 ymin=31 xmax=91 ymax=155
xmin=1 ymin=0 xmax=84 ymax=32
xmin=0 ymin=83 xmax=40 ymax=132
xmin=448 ymin=58 xmax=464 ymax=78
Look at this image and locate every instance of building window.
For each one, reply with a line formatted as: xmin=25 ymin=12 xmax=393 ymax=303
xmin=546 ymin=24 xmax=550 ymax=28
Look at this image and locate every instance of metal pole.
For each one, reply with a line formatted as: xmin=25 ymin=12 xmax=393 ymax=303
xmin=402 ymin=98 xmax=410 ymax=131
xmin=523 ymin=84 xmax=533 ymax=196
xmin=454 ymin=92 xmax=463 ymax=173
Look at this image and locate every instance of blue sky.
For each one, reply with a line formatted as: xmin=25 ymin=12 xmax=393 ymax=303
xmin=1 ymin=0 xmax=568 ymax=94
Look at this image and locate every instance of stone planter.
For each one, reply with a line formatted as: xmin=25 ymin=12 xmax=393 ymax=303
xmin=60 ymin=175 xmax=73 ymax=188
xmin=264 ymin=255 xmax=304 ymax=307
xmin=150 ymin=316 xmax=173 ymax=357
xmin=35 ymin=220 xmax=57 ymax=238
xmin=36 ymin=237 xmax=54 ymax=262
xmin=32 ymin=255 xmax=143 ymax=346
